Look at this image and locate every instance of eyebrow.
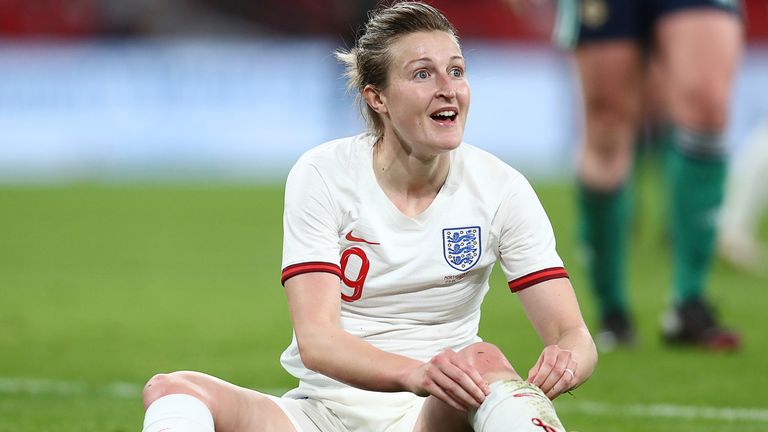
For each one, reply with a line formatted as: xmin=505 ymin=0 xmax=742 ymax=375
xmin=405 ymin=55 xmax=464 ymax=67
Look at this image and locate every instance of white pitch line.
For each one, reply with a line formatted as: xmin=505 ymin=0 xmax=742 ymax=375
xmin=1 ymin=377 xmax=767 ymax=423
xmin=556 ymin=400 xmax=768 ymax=422
xmin=0 ymin=377 xmax=140 ymax=398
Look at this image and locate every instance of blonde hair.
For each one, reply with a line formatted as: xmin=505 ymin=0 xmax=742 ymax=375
xmin=335 ymin=1 xmax=458 ymax=139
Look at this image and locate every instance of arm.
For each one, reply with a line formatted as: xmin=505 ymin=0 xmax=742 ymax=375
xmin=517 ymin=277 xmax=597 ymax=399
xmin=284 ymin=272 xmax=488 ymax=411
xmin=493 ymin=173 xmax=595 ymax=398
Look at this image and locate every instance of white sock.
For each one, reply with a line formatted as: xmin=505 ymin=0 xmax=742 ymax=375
xmin=469 ymin=380 xmax=565 ymax=432
xmin=142 ymin=394 xmax=215 ymax=432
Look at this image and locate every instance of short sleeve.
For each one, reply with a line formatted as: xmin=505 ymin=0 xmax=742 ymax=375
xmin=496 ymin=175 xmax=568 ymax=292
xmin=280 ymin=160 xmax=342 ymax=285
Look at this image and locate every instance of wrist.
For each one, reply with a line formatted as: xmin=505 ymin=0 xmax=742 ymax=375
xmin=396 ymin=359 xmax=424 ymax=394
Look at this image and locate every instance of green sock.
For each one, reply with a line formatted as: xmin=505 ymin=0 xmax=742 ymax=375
xmin=665 ymin=127 xmax=727 ymax=304
xmin=578 ymin=182 xmax=631 ymax=320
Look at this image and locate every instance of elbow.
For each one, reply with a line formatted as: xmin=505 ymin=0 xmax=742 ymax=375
xmin=298 ymin=344 xmax=321 ymax=372
xmin=295 ymin=331 xmax=331 ymax=373
xmin=581 ymin=327 xmax=599 ymax=381
xmin=560 ymin=325 xmax=598 ymax=385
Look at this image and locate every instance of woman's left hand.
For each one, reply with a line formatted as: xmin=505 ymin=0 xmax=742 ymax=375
xmin=526 ymin=345 xmax=577 ymax=399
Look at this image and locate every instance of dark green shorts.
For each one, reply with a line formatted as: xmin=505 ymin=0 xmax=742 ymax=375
xmin=553 ymin=0 xmax=741 ymax=49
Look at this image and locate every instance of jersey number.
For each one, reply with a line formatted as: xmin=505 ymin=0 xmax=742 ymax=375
xmin=340 ymin=247 xmax=369 ymax=302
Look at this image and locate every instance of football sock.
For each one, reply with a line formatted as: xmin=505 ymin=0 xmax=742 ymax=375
xmin=143 ymin=394 xmax=215 ymax=432
xmin=578 ymin=181 xmax=631 ymax=320
xmin=469 ymin=380 xmax=565 ymax=431
xmin=665 ymin=126 xmax=726 ymax=303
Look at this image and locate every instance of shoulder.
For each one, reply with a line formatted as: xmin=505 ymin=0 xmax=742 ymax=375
xmin=456 ymin=143 xmax=529 ymax=192
xmin=293 ymin=134 xmax=371 ymax=169
xmin=288 ymin=133 xmax=373 ymax=181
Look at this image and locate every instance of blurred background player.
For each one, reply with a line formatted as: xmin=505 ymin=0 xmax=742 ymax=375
xmin=716 ymin=1 xmax=768 ymax=275
xmin=506 ymin=0 xmax=744 ymax=351
xmin=719 ymin=116 xmax=768 ymax=274
xmin=566 ymin=0 xmax=743 ymax=352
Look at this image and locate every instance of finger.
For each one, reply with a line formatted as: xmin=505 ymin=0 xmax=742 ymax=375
xmin=454 ymin=356 xmax=492 ymax=403
xmin=432 ymin=351 xmax=486 ymax=405
xmin=535 ymin=350 xmax=571 ymax=393
xmin=526 ymin=353 xmax=544 ymax=383
xmin=464 ymin=363 xmax=491 ymax=396
xmin=545 ymin=369 xmax=573 ymax=400
xmin=435 ymin=366 xmax=484 ymax=409
xmin=428 ymin=372 xmax=479 ymax=411
xmin=424 ymin=356 xmax=481 ymax=410
xmin=424 ymin=382 xmax=467 ymax=412
xmin=545 ymin=376 xmax=569 ymax=399
xmin=452 ymin=362 xmax=489 ymax=402
xmin=547 ymin=361 xmax=578 ymax=400
xmin=528 ymin=352 xmax=556 ymax=388
xmin=539 ymin=356 xmax=574 ymax=398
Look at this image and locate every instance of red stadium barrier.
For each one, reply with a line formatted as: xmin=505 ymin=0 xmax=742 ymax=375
xmin=0 ymin=0 xmax=766 ymax=40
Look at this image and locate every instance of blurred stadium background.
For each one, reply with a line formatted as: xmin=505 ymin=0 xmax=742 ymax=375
xmin=1 ymin=1 xmax=767 ymax=431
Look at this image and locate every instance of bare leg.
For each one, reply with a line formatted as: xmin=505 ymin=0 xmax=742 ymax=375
xmin=654 ymin=8 xmax=743 ymax=349
xmin=656 ymin=9 xmax=742 ymax=133
xmin=571 ymin=41 xmax=645 ymax=348
xmin=574 ymin=41 xmax=645 ymax=191
xmin=142 ymin=371 xmax=297 ymax=432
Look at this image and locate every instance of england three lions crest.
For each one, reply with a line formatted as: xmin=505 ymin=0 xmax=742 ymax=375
xmin=443 ymin=226 xmax=481 ymax=272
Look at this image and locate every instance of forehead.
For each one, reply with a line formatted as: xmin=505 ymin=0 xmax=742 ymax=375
xmin=388 ymin=31 xmax=462 ymax=67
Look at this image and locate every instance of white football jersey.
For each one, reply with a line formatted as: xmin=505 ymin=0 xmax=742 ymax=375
xmin=280 ymin=133 xmax=567 ymax=403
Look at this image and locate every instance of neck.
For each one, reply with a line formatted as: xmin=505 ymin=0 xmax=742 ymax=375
xmin=373 ymin=135 xmax=451 ymax=198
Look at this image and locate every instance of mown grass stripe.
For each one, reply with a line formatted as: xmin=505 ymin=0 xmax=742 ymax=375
xmin=2 ymin=377 xmax=767 ymax=423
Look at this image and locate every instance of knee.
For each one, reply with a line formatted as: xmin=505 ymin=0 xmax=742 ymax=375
xmin=583 ymin=89 xmax=641 ymax=134
xmin=458 ymin=342 xmax=519 ymax=382
xmin=580 ymin=94 xmax=638 ymax=189
xmin=579 ymin=146 xmax=633 ymax=190
xmin=673 ymin=80 xmax=730 ymax=130
xmin=142 ymin=371 xmax=209 ymax=410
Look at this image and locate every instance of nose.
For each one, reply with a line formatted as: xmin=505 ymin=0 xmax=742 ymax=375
xmin=437 ymin=87 xmax=457 ymax=99
xmin=436 ymin=73 xmax=457 ymax=99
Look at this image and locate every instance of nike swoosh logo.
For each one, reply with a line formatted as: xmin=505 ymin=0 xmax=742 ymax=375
xmin=345 ymin=231 xmax=380 ymax=245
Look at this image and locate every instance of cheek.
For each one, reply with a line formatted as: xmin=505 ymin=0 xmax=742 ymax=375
xmin=459 ymin=84 xmax=471 ymax=106
xmin=392 ymin=99 xmax=423 ymax=123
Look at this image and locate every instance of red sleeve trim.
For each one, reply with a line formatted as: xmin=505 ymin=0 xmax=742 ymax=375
xmin=281 ymin=261 xmax=341 ymax=286
xmin=508 ymin=267 xmax=569 ymax=293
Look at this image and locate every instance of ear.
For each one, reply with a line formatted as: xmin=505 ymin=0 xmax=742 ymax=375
xmin=363 ymin=84 xmax=387 ymax=114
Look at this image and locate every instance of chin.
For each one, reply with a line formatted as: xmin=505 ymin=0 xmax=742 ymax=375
xmin=446 ymin=139 xmax=462 ymax=150
xmin=436 ymin=133 xmax=463 ymax=151
xmin=428 ymin=141 xmax=461 ymax=155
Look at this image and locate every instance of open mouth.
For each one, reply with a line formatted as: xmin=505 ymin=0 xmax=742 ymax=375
xmin=430 ymin=109 xmax=458 ymax=125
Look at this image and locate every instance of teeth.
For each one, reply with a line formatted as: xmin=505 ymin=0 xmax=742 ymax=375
xmin=434 ymin=110 xmax=457 ymax=118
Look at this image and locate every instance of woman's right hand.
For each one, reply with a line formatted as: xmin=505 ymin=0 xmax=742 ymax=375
xmin=403 ymin=349 xmax=489 ymax=412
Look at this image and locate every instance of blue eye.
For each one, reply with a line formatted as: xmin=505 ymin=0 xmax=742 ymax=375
xmin=450 ymin=68 xmax=463 ymax=78
xmin=415 ymin=70 xmax=429 ymax=80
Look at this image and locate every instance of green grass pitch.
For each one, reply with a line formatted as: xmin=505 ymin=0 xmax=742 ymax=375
xmin=1 ymin=177 xmax=766 ymax=431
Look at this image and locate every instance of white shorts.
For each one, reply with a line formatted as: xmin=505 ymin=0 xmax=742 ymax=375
xmin=268 ymin=388 xmax=425 ymax=432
